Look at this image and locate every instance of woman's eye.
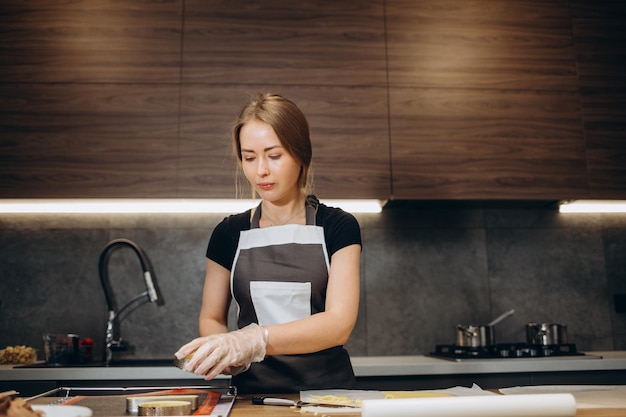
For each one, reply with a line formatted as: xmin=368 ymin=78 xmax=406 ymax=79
xmin=269 ymin=154 xmax=281 ymax=160
xmin=243 ymin=156 xmax=255 ymax=162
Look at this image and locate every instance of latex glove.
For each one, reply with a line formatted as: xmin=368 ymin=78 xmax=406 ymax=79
xmin=174 ymin=323 xmax=267 ymax=380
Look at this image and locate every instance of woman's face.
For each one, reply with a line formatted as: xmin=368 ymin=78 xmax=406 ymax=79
xmin=239 ymin=119 xmax=302 ymax=204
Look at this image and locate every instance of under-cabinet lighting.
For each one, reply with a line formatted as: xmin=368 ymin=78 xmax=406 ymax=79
xmin=0 ymin=199 xmax=384 ymax=214
xmin=559 ymin=200 xmax=626 ymax=213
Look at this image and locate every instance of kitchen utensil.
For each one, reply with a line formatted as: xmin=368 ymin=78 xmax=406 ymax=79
xmin=488 ymin=309 xmax=515 ymax=326
xmin=526 ymin=323 xmax=568 ymax=345
xmin=126 ymin=395 xmax=199 ymax=413
xmin=43 ymin=333 xmax=80 ymax=364
xmin=456 ymin=324 xmax=495 ymax=347
xmin=31 ymin=405 xmax=93 ymax=417
xmin=137 ymin=400 xmax=191 ymax=416
xmin=456 ymin=309 xmax=515 ymax=347
xmin=251 ymin=396 xmax=358 ymax=408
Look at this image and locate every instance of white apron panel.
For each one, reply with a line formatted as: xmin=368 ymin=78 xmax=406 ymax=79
xmin=250 ymin=281 xmax=312 ymax=327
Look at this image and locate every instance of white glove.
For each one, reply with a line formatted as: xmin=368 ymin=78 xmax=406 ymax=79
xmin=174 ymin=323 xmax=268 ymax=380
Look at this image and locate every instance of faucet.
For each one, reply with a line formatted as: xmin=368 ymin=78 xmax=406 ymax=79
xmin=98 ymin=238 xmax=163 ymax=364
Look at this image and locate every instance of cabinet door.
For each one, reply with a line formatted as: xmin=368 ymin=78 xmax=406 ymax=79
xmin=178 ymin=0 xmax=390 ymax=199
xmin=0 ymin=1 xmax=182 ymax=198
xmin=387 ymin=0 xmax=589 ymax=200
xmin=571 ymin=0 xmax=626 ymax=198
xmin=0 ymin=1 xmax=390 ymax=199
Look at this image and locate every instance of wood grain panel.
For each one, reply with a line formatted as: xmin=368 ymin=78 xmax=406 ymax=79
xmin=0 ymin=0 xmax=182 ymax=83
xmin=0 ymin=83 xmax=179 ymax=198
xmin=390 ymin=87 xmax=589 ymax=199
xmin=386 ymin=0 xmax=578 ymax=90
xmin=178 ymin=85 xmax=390 ymax=199
xmin=571 ymin=1 xmax=626 ymax=198
xmin=182 ymin=0 xmax=386 ymax=86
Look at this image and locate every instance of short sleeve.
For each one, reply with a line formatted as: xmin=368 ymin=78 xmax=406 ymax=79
xmin=318 ymin=205 xmax=362 ymax=257
xmin=206 ymin=211 xmax=251 ymax=271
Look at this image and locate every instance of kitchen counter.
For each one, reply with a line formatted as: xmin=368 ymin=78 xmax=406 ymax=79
xmin=2 ymin=352 xmax=625 ymax=395
xmin=351 ymin=351 xmax=626 ymax=377
xmin=1 ymin=351 xmax=624 ymax=381
xmin=228 ymin=394 xmax=626 ymax=417
xmin=25 ymin=392 xmax=626 ymax=417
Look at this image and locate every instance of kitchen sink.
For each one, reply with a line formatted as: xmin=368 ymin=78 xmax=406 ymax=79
xmin=17 ymin=358 xmax=176 ymax=368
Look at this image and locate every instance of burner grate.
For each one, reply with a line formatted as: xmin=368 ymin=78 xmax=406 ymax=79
xmin=431 ymin=343 xmax=584 ymax=360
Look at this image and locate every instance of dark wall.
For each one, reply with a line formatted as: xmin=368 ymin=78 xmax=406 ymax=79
xmin=1 ymin=0 xmax=625 ymax=361
xmin=1 ymin=207 xmax=625 ymax=360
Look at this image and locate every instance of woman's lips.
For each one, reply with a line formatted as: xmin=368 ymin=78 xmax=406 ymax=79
xmin=258 ymin=182 xmax=274 ymax=191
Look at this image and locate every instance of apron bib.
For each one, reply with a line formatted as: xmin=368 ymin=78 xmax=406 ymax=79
xmin=230 ymin=198 xmax=355 ymax=393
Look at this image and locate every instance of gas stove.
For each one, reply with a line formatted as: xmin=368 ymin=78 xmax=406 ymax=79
xmin=430 ymin=342 xmax=588 ymax=361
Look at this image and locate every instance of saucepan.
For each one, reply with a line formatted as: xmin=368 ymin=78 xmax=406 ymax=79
xmin=456 ymin=309 xmax=515 ymax=347
xmin=526 ymin=322 xmax=568 ymax=346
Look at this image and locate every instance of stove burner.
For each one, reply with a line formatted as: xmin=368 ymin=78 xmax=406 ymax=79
xmin=431 ymin=343 xmax=583 ymax=360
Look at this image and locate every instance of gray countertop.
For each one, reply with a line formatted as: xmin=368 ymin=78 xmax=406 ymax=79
xmin=1 ymin=351 xmax=625 ymax=382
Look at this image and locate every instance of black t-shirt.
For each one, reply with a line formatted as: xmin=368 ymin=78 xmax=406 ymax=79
xmin=206 ymin=202 xmax=362 ymax=270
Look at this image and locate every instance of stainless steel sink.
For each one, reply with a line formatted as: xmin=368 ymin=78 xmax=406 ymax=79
xmin=18 ymin=358 xmax=176 ymax=368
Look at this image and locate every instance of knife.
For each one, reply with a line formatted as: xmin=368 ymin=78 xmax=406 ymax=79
xmin=252 ymin=396 xmax=298 ymax=406
xmin=251 ymin=395 xmax=358 ymax=408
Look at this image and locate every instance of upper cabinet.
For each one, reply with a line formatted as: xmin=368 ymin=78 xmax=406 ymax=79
xmin=0 ymin=1 xmax=183 ymax=198
xmin=386 ymin=0 xmax=589 ymax=200
xmin=0 ymin=0 xmax=390 ymax=200
xmin=0 ymin=1 xmax=624 ymax=200
xmin=570 ymin=0 xmax=626 ymax=198
xmin=177 ymin=1 xmax=390 ymax=199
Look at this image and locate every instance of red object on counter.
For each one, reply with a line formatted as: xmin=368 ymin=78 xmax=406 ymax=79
xmin=79 ymin=337 xmax=95 ymax=362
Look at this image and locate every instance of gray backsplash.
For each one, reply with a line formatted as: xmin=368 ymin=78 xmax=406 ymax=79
xmin=1 ymin=205 xmax=625 ymax=362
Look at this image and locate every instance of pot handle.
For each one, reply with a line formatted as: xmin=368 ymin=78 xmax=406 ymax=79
xmin=488 ymin=309 xmax=515 ymax=326
xmin=457 ymin=325 xmax=476 ymax=337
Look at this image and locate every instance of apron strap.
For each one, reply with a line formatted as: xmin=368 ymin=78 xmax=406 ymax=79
xmin=305 ymin=195 xmax=319 ymax=225
xmin=251 ymin=202 xmax=262 ymax=229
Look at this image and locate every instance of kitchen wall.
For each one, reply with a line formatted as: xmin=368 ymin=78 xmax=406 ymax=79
xmin=1 ymin=205 xmax=625 ymax=360
xmin=1 ymin=0 xmax=625 ymax=360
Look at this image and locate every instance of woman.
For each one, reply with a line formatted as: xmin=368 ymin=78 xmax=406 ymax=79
xmin=175 ymin=93 xmax=361 ymax=394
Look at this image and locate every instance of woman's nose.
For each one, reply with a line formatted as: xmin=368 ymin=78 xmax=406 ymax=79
xmin=257 ymin=158 xmax=269 ymax=176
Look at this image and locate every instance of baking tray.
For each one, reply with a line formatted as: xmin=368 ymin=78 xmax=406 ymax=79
xmin=28 ymin=385 xmax=237 ymax=416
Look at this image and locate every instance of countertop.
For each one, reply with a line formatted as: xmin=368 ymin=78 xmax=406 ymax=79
xmin=25 ymin=392 xmax=626 ymax=417
xmin=229 ymin=394 xmax=626 ymax=417
xmin=1 ymin=351 xmax=625 ymax=382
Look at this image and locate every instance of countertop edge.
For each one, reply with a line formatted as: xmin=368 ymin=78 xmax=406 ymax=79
xmin=1 ymin=352 xmax=625 ymax=381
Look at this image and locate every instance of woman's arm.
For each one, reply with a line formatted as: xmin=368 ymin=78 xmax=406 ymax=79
xmin=264 ymin=243 xmax=361 ymax=355
xmin=198 ymin=259 xmax=232 ymax=336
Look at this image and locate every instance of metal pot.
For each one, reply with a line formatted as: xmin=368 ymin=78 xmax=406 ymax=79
xmin=455 ymin=309 xmax=514 ymax=348
xmin=526 ymin=323 xmax=568 ymax=346
xmin=456 ymin=324 xmax=495 ymax=347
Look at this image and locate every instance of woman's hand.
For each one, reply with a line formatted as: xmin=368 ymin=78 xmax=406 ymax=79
xmin=174 ymin=323 xmax=268 ymax=380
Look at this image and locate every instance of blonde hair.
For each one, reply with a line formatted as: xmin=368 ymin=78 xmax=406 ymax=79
xmin=233 ymin=93 xmax=313 ymax=197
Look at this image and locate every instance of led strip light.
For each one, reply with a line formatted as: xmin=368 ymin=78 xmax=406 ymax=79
xmin=0 ymin=199 xmax=384 ymax=214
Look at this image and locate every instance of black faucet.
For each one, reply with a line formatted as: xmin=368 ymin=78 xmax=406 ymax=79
xmin=98 ymin=238 xmax=163 ymax=364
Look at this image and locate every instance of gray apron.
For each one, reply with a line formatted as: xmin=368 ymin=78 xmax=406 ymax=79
xmin=230 ymin=198 xmax=355 ymax=393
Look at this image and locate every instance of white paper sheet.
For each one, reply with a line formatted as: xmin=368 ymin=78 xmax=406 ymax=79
xmin=298 ymin=385 xmax=497 ymax=414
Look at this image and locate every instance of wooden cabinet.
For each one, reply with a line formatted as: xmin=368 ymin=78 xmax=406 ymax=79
xmin=0 ymin=1 xmax=624 ymax=200
xmin=571 ymin=0 xmax=626 ymax=198
xmin=0 ymin=0 xmax=390 ymax=199
xmin=386 ymin=0 xmax=589 ymax=200
xmin=0 ymin=0 xmax=182 ymax=198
